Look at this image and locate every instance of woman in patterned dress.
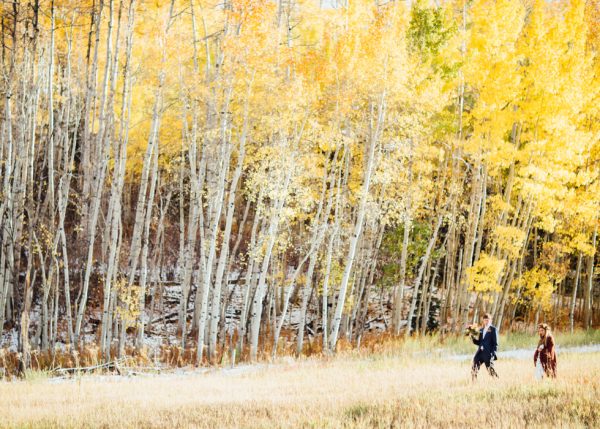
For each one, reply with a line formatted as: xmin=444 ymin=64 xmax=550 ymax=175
xmin=533 ymin=323 xmax=557 ymax=378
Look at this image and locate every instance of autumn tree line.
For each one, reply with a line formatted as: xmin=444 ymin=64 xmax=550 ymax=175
xmin=0 ymin=0 xmax=599 ymax=367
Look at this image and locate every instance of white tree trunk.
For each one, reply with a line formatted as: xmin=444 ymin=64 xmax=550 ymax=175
xmin=329 ymin=98 xmax=382 ymax=351
xmin=249 ymin=164 xmax=293 ymax=361
xmin=406 ymin=215 xmax=443 ymax=335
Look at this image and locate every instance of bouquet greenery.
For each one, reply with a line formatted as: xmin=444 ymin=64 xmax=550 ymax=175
xmin=464 ymin=324 xmax=480 ymax=337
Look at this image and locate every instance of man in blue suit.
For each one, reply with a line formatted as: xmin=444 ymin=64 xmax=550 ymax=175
xmin=470 ymin=313 xmax=499 ymax=380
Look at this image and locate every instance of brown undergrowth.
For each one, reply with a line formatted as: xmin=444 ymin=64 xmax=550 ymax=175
xmin=1 ymin=328 xmax=599 ymax=379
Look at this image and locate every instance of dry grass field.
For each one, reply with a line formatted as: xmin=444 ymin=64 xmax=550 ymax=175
xmin=1 ymin=348 xmax=599 ymax=429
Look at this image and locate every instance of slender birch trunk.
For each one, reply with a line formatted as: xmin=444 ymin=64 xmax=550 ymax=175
xmin=249 ymin=151 xmax=295 ymax=361
xmin=296 ymin=253 xmax=317 ymax=356
xmin=329 ymin=97 xmax=382 ymax=351
xmin=406 ymin=215 xmax=442 ymax=335
xmin=75 ymin=0 xmax=116 ymax=344
xmin=207 ymin=84 xmax=251 ymax=362
xmin=393 ymin=139 xmax=413 ymax=335
xmin=584 ymin=224 xmax=597 ymax=329
xmin=570 ymin=252 xmax=583 ymax=333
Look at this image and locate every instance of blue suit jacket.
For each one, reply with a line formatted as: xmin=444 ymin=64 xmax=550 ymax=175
xmin=472 ymin=325 xmax=498 ymax=361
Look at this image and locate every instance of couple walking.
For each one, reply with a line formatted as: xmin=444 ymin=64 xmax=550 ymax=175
xmin=469 ymin=313 xmax=557 ymax=380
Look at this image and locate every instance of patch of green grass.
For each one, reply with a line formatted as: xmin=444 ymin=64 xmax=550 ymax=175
xmin=494 ymin=328 xmax=600 ymax=352
xmin=344 ymin=403 xmax=374 ymax=421
xmin=23 ymin=369 xmax=52 ymax=383
xmin=554 ymin=329 xmax=600 ymax=347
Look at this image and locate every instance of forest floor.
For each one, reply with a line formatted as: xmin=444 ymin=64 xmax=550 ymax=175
xmin=1 ymin=334 xmax=600 ymax=428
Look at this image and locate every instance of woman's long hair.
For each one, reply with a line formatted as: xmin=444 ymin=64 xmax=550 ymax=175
xmin=537 ymin=323 xmax=552 ymax=347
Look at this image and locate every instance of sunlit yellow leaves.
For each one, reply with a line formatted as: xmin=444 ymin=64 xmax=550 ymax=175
xmin=486 ymin=194 xmax=512 ymax=219
xmin=479 ymin=140 xmax=517 ymax=177
xmin=460 ymin=0 xmax=525 ymax=170
xmin=519 ymin=266 xmax=554 ymax=311
xmin=538 ymin=241 xmax=569 ymax=283
xmin=566 ymin=233 xmax=597 ymax=256
xmin=25 ymin=0 xmax=600 ymax=328
xmin=492 ymin=226 xmax=527 ymax=260
xmin=116 ymin=277 xmax=141 ymax=326
xmin=466 ymin=253 xmax=505 ymax=294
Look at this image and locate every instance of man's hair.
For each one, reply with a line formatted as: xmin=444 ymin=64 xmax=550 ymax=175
xmin=483 ymin=313 xmax=491 ymax=320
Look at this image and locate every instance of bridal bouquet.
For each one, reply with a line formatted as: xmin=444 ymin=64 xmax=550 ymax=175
xmin=464 ymin=324 xmax=479 ymax=337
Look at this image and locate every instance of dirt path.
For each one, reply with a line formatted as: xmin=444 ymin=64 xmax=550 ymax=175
xmin=447 ymin=343 xmax=600 ymax=361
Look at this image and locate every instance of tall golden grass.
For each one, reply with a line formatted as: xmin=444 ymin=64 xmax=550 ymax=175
xmin=1 ymin=349 xmax=598 ymax=428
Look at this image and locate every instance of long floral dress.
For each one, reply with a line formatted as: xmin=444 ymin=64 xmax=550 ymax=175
xmin=533 ymin=335 xmax=557 ymax=378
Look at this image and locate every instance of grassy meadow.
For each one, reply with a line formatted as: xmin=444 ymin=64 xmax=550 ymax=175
xmin=1 ymin=332 xmax=599 ymax=428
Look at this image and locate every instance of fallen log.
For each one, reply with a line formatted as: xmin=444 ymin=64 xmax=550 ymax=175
xmin=53 ymin=358 xmax=128 ymax=375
